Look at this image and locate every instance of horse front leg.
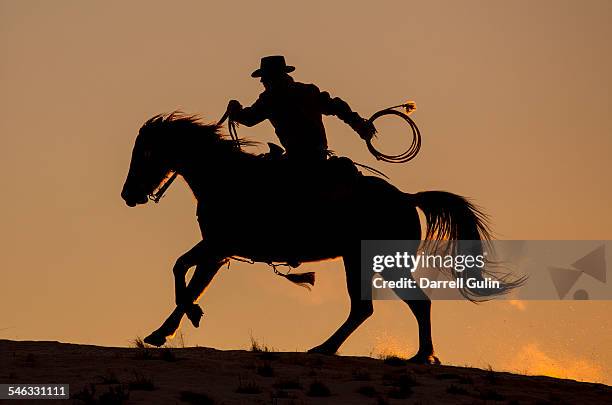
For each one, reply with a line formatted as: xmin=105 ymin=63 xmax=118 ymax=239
xmin=172 ymin=241 xmax=206 ymax=306
xmin=144 ymin=242 xmax=227 ymax=347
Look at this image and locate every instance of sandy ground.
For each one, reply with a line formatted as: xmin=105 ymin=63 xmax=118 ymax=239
xmin=1 ymin=340 xmax=610 ymax=404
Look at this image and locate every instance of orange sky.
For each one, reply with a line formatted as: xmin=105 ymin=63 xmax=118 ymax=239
xmin=1 ymin=1 xmax=611 ymax=384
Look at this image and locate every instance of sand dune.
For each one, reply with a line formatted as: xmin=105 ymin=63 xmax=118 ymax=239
xmin=1 ymin=339 xmax=610 ymax=404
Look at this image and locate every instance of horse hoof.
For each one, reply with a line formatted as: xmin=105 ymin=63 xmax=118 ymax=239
xmin=144 ymin=332 xmax=166 ymax=347
xmin=407 ymin=353 xmax=441 ymax=365
xmin=185 ymin=304 xmax=204 ymax=328
xmin=307 ymin=345 xmax=337 ymax=355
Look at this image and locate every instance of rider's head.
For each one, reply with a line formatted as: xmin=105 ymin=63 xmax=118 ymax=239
xmin=252 ymin=55 xmax=294 ymax=91
xmin=260 ymin=73 xmax=292 ymax=91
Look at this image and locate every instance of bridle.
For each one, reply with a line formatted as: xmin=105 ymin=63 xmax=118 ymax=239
xmin=148 ymin=171 xmax=178 ymax=203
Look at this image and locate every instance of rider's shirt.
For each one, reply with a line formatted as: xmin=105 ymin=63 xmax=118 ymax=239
xmin=232 ymin=79 xmax=362 ymax=161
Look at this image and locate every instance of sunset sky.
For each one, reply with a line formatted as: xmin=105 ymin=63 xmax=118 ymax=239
xmin=1 ymin=1 xmax=611 ymax=384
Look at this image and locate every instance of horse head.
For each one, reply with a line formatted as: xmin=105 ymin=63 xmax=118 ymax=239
xmin=121 ymin=112 xmax=225 ymax=207
xmin=121 ymin=113 xmax=185 ymax=207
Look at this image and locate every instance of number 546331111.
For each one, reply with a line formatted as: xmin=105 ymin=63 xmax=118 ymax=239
xmin=1 ymin=384 xmax=69 ymax=399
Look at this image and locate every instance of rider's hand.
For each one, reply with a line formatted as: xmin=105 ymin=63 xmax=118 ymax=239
xmin=355 ymin=118 xmax=376 ymax=142
xmin=227 ymin=99 xmax=242 ymax=117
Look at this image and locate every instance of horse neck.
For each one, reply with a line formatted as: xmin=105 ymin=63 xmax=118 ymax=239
xmin=174 ymin=141 xmax=241 ymax=204
xmin=177 ymin=166 xmax=204 ymax=202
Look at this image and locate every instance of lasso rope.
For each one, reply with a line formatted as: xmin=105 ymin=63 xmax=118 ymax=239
xmin=366 ymin=102 xmax=421 ymax=163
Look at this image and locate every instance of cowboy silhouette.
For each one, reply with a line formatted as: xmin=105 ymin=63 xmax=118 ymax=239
xmin=227 ymin=55 xmax=376 ymax=162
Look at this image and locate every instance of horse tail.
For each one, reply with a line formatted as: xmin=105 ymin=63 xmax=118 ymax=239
xmin=408 ymin=191 xmax=526 ymax=302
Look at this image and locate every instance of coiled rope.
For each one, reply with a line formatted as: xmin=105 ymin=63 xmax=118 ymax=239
xmin=366 ymin=102 xmax=421 ymax=163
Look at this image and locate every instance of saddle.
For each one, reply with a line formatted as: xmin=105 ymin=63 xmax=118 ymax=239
xmin=258 ymin=142 xmax=361 ymax=184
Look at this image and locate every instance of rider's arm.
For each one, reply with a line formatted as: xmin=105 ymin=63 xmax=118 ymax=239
xmin=230 ymin=95 xmax=268 ymax=127
xmin=319 ymin=90 xmax=362 ymax=125
xmin=318 ymin=88 xmax=375 ymax=140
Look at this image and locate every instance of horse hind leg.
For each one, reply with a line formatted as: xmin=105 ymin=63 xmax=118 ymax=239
xmin=380 ymin=259 xmax=440 ymax=365
xmin=402 ymin=295 xmax=439 ymax=365
xmin=308 ymin=252 xmax=373 ymax=355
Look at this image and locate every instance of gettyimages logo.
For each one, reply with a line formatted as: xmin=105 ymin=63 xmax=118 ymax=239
xmin=548 ymin=245 xmax=607 ymax=300
xmin=361 ymin=241 xmax=612 ymax=300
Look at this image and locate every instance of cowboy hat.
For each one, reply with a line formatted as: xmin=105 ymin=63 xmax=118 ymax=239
xmin=251 ymin=55 xmax=295 ymax=78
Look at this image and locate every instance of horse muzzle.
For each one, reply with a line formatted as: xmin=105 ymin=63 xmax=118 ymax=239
xmin=121 ymin=187 xmax=148 ymax=207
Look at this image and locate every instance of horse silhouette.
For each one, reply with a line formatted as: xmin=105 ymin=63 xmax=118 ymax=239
xmin=121 ymin=112 xmax=522 ymax=364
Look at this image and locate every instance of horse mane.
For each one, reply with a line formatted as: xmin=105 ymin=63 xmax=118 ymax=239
xmin=141 ymin=111 xmax=258 ymax=155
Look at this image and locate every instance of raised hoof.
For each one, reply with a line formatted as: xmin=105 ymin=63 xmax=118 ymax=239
xmin=185 ymin=304 xmax=204 ymax=328
xmin=407 ymin=353 xmax=441 ymax=365
xmin=307 ymin=345 xmax=337 ymax=355
xmin=143 ymin=332 xmax=166 ymax=347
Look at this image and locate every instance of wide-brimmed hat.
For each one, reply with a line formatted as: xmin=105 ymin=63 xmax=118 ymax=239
xmin=251 ymin=55 xmax=295 ymax=78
